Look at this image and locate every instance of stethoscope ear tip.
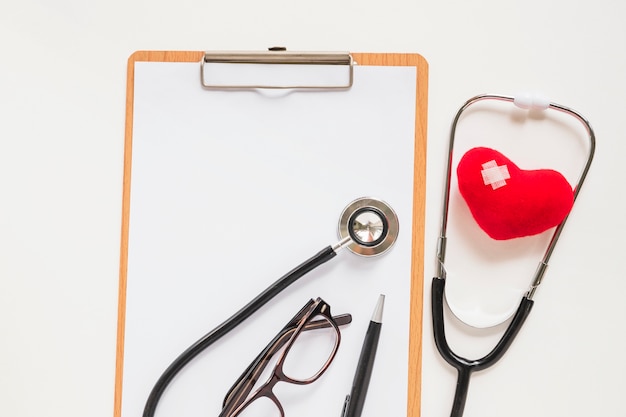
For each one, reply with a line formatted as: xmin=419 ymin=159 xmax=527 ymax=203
xmin=338 ymin=197 xmax=399 ymax=257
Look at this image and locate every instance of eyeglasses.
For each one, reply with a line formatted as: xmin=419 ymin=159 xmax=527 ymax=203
xmin=219 ymin=297 xmax=351 ymax=417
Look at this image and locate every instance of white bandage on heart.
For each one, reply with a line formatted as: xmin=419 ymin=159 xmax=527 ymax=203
xmin=481 ymin=160 xmax=510 ymax=190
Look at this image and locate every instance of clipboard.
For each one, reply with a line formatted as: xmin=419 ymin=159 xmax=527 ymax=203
xmin=115 ymin=50 xmax=428 ymax=417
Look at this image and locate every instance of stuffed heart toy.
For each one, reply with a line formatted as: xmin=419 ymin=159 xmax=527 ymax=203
xmin=457 ymin=147 xmax=574 ymax=240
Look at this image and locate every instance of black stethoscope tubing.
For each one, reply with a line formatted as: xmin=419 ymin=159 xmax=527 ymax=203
xmin=432 ymin=94 xmax=595 ymax=417
xmin=431 ymin=278 xmax=534 ymax=417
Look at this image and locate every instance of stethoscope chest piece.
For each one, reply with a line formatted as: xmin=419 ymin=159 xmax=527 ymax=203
xmin=338 ymin=197 xmax=399 ymax=256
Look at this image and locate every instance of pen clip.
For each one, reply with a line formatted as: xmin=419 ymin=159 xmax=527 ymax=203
xmin=341 ymin=394 xmax=350 ymax=417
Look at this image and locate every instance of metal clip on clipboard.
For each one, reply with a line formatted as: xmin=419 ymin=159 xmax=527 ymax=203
xmin=201 ymin=49 xmax=355 ymax=89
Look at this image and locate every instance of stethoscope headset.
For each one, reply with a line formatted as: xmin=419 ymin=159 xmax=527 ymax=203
xmin=432 ymin=93 xmax=596 ymax=417
xmin=142 ymin=197 xmax=399 ymax=417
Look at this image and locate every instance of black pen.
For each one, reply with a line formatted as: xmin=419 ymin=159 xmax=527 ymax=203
xmin=341 ymin=294 xmax=384 ymax=417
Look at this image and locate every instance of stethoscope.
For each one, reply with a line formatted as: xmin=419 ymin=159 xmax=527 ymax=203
xmin=432 ymin=94 xmax=596 ymax=417
xmin=142 ymin=196 xmax=399 ymax=417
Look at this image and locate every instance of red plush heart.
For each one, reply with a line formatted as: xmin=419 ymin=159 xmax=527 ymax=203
xmin=457 ymin=147 xmax=574 ymax=240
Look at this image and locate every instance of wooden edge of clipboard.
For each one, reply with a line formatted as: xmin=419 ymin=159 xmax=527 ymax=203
xmin=115 ymin=50 xmax=428 ymax=417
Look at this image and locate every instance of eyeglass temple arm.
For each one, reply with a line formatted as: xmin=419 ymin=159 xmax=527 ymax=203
xmin=221 ymin=313 xmax=352 ymax=413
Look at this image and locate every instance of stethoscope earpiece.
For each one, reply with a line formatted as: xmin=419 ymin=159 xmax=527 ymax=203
xmin=338 ymin=197 xmax=399 ymax=257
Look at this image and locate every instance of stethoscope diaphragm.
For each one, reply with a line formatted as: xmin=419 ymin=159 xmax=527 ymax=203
xmin=338 ymin=197 xmax=399 ymax=257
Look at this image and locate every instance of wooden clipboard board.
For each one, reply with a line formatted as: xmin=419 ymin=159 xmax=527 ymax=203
xmin=115 ymin=51 xmax=428 ymax=417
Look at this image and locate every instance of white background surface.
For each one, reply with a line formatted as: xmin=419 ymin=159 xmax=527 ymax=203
xmin=1 ymin=1 xmax=625 ymax=417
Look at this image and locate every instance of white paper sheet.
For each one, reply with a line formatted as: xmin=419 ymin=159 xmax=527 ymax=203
xmin=121 ymin=61 xmax=418 ymax=417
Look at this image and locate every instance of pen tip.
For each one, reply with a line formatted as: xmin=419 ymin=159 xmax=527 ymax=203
xmin=371 ymin=294 xmax=385 ymax=323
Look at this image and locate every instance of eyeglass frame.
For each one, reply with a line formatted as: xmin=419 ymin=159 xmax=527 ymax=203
xmin=219 ymin=297 xmax=351 ymax=417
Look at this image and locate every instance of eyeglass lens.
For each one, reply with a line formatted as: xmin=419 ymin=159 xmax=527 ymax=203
xmin=231 ymin=313 xmax=339 ymax=417
xmin=281 ymin=313 xmax=338 ymax=381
